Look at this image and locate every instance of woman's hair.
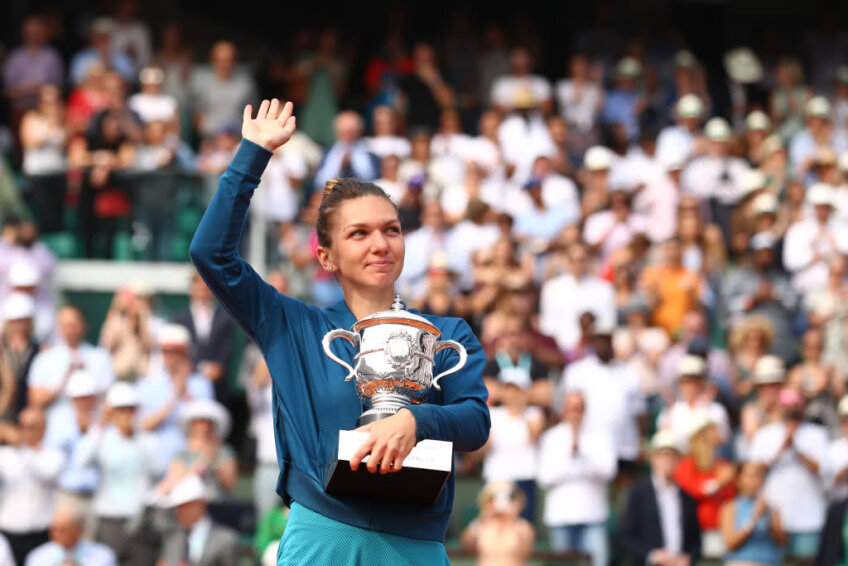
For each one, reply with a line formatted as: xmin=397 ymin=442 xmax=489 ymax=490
xmin=729 ymin=315 xmax=776 ymax=353
xmin=316 ymin=178 xmax=397 ymax=247
xmin=689 ymin=424 xmax=716 ymax=471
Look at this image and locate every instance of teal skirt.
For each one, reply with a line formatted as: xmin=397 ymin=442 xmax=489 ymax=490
xmin=277 ymin=502 xmax=451 ymax=565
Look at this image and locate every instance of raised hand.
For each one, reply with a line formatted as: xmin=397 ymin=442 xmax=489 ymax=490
xmin=242 ymin=99 xmax=296 ymax=152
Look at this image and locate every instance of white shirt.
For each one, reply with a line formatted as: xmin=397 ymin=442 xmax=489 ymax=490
xmin=656 ymin=400 xmax=731 ymax=453
xmin=0 ymin=444 xmax=65 ymax=532
xmin=445 ymin=221 xmax=501 ymax=289
xmin=539 ymin=274 xmax=615 ymax=351
xmin=247 ymin=376 xmax=276 ymax=465
xmin=375 ymin=178 xmax=405 ymax=205
xmin=537 ymin=423 xmax=617 ymax=525
xmin=554 ymin=79 xmax=601 ymax=133
xmin=259 ymin=150 xmax=308 ymax=223
xmin=652 ymin=475 xmax=683 ymax=555
xmin=482 ymin=406 xmax=543 ymax=482
xmin=610 ymin=148 xmax=679 ymax=242
xmin=681 ymin=154 xmax=750 ymax=205
xmin=74 ymin=427 xmax=162 ymax=518
xmin=750 ymin=421 xmax=828 ymax=531
xmin=491 ymin=75 xmax=552 ymax=111
xmin=28 ymin=342 xmax=115 ymax=448
xmin=188 ymin=516 xmax=213 ymax=563
xmin=562 ymin=356 xmax=646 ymax=460
xmin=497 ymin=114 xmax=555 ymax=181
xmin=25 ymin=540 xmax=118 ymax=566
xmin=190 ymin=302 xmax=215 ymax=342
xmin=363 ymin=136 xmax=411 ymax=159
xmin=583 ymin=210 xmax=650 ymax=262
xmin=0 ymin=534 xmax=12 ymax=566
xmin=823 ymin=436 xmax=848 ymax=501
xmin=783 ymin=218 xmax=848 ymax=293
xmin=396 ymin=226 xmax=447 ymax=300
xmin=128 ymin=93 xmax=178 ymax=123
xmin=656 ymin=126 xmax=696 ymax=165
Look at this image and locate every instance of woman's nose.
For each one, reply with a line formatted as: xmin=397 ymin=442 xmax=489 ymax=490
xmin=369 ymin=231 xmax=389 ymax=253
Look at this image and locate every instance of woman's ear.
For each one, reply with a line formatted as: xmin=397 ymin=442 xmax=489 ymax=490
xmin=316 ymin=245 xmax=335 ymax=273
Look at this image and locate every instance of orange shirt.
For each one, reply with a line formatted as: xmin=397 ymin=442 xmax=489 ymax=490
xmin=640 ymin=265 xmax=702 ymax=335
xmin=673 ymin=456 xmax=736 ymax=530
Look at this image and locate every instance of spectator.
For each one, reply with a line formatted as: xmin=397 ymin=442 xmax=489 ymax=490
xmin=152 ymin=22 xmax=193 ymax=106
xmin=74 ymin=382 xmax=162 ymax=566
xmin=823 ymin=396 xmax=848 ymax=501
xmin=0 ymin=407 xmax=65 ymax=566
xmin=491 ymin=46 xmax=551 ymax=117
xmin=69 ymin=18 xmax=136 ymax=86
xmin=460 ymin=480 xmax=534 ymax=566
xmin=786 ymin=327 xmax=842 ymax=432
xmin=620 ymin=430 xmax=702 ymax=566
xmin=719 ymin=461 xmax=787 ymax=566
xmin=137 ymin=324 xmax=213 ymax=466
xmin=583 ymin=186 xmax=648 ymax=262
xmin=313 ymin=111 xmax=380 ymax=188
xmin=1 ymin=293 xmax=39 ymax=421
xmin=728 ymin=315 xmax=776 ymax=399
xmin=27 ymin=305 xmax=115 ymax=449
xmin=770 ymin=58 xmax=812 ymax=142
xmin=602 ymin=57 xmax=644 ymax=142
xmin=296 ymin=28 xmax=346 ymax=147
xmin=538 ymin=391 xmax=616 ymax=566
xmin=555 ymin=54 xmax=602 ymax=136
xmin=737 ymin=356 xmax=786 ymax=460
xmin=481 ymin=367 xmax=545 ymax=523
xmin=514 ymin=176 xmax=576 ymax=252
xmin=0 ymin=220 xmax=57 ymax=335
xmin=174 ymin=272 xmax=234 ymax=405
xmin=65 ymin=61 xmax=109 ymax=136
xmin=157 ymin=474 xmax=239 ymax=566
xmin=789 ymin=97 xmax=834 ymax=181
xmin=5 ymin=261 xmax=54 ymax=345
xmin=639 ymin=238 xmax=704 ymax=337
xmin=98 ymin=280 xmax=156 ymax=381
xmin=25 ymin=505 xmax=118 ymax=566
xmin=657 ymin=94 xmax=705 ymax=165
xmin=111 ymin=0 xmax=153 ymax=70
xmin=128 ymin=65 xmax=178 ymax=126
xmin=818 ymin=494 xmax=848 ymax=566
xmin=398 ymin=43 xmax=455 ymax=132
xmin=190 ymin=40 xmax=257 ymax=139
xmin=364 ymin=105 xmax=411 ymax=160
xmin=673 ymin=416 xmax=737 ymax=558
xmin=750 ymin=389 xmax=828 ymax=559
xmin=744 ymin=111 xmax=773 ymax=166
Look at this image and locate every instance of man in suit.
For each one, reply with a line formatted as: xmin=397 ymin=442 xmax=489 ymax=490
xmin=620 ymin=430 xmax=702 ymax=566
xmin=157 ymin=474 xmax=239 ymax=566
xmin=174 ymin=272 xmax=234 ymax=405
xmin=817 ymin=497 xmax=848 ymax=566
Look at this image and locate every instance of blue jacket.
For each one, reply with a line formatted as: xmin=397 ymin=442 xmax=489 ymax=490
xmin=189 ymin=139 xmax=491 ymax=542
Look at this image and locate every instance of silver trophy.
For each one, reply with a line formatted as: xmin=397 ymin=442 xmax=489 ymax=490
xmin=322 ymin=296 xmax=467 ymax=427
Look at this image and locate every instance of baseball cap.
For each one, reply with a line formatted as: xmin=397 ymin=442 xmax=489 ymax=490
xmin=752 ymin=355 xmax=785 ymax=385
xmin=676 ymin=94 xmax=704 ymax=119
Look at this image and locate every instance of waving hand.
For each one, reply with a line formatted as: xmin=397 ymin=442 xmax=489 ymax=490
xmin=242 ymin=99 xmax=296 ymax=152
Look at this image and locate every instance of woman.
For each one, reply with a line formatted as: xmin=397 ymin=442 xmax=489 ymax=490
xmin=189 ymin=99 xmax=490 ymax=564
xmin=720 ymin=461 xmax=786 ymax=566
xmin=674 ymin=419 xmax=736 ymax=558
xmin=99 ymin=281 xmax=155 ymax=381
xmin=461 ymin=480 xmax=535 ymax=566
xmin=786 ymin=327 xmax=842 ymax=432
xmin=729 ymin=316 xmax=775 ymax=399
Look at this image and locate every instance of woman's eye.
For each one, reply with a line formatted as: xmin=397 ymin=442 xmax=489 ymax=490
xmin=351 ymin=230 xmax=366 ymax=237
xmin=385 ymin=226 xmax=400 ymax=234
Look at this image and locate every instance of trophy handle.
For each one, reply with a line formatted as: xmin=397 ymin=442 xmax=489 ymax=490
xmin=432 ymin=339 xmax=467 ymax=391
xmin=322 ymin=329 xmax=360 ymax=382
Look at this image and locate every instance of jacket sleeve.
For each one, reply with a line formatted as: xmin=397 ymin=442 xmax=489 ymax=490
xmin=619 ymin=484 xmax=653 ymax=566
xmin=683 ymin=493 xmax=703 ymax=564
xmin=405 ymin=318 xmax=491 ymax=452
xmin=189 ymin=139 xmax=283 ymax=348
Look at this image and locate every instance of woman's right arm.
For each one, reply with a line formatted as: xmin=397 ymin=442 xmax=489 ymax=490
xmin=720 ymin=501 xmax=753 ymax=551
xmin=189 ymin=100 xmax=297 ymax=345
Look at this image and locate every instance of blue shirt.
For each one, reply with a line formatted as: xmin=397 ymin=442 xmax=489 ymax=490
xmin=189 ymin=139 xmax=490 ymax=542
xmin=602 ymin=89 xmax=641 ymax=141
xmin=26 ymin=540 xmax=117 ymax=566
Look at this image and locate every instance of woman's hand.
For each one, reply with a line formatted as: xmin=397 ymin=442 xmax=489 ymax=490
xmin=349 ymin=409 xmax=418 ymax=474
xmin=242 ymin=99 xmax=296 ymax=152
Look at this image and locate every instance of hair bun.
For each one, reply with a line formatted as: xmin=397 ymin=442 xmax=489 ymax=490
xmin=323 ymin=178 xmax=343 ymax=198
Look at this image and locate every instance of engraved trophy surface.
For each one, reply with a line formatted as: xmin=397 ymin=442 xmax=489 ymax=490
xmin=322 ymin=295 xmax=467 ymax=427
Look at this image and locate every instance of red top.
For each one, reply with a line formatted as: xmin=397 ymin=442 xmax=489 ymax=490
xmin=673 ymin=456 xmax=736 ymax=530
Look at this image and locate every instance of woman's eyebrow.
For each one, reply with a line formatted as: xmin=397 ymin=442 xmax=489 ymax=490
xmin=343 ymin=219 xmax=400 ymax=230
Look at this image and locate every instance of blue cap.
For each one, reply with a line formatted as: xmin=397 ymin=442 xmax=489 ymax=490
xmin=523 ymin=176 xmax=542 ymax=190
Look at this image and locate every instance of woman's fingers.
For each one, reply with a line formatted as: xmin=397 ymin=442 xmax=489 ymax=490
xmin=257 ymin=99 xmax=270 ymax=120
xmin=349 ymin=436 xmax=375 ymax=472
xmin=268 ymin=98 xmax=280 ymax=119
xmin=278 ymin=101 xmax=294 ymax=124
xmin=243 ymin=104 xmax=253 ymax=122
xmin=380 ymin=444 xmax=397 ymax=475
xmin=367 ymin=440 xmax=386 ymax=474
xmin=282 ymin=116 xmax=296 ymax=139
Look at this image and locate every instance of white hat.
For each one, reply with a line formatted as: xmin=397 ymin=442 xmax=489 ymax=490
xmin=674 ymin=50 xmax=697 ymax=69
xmin=676 ymin=94 xmax=704 ymax=119
xmin=723 ymin=47 xmax=763 ymax=84
xmin=1 ymin=292 xmax=35 ymax=321
xmin=745 ymin=110 xmax=771 ymax=132
xmin=179 ymin=399 xmax=231 ymax=438
xmin=752 ymin=355 xmax=785 ymax=385
xmin=659 ymin=147 xmax=688 ymax=171
xmin=8 ymin=262 xmax=40 ymax=288
xmin=678 ymin=354 xmax=706 ymax=378
xmin=807 ymin=183 xmax=835 ymax=207
xmin=752 ymin=193 xmax=779 ymax=216
xmin=584 ymin=146 xmax=613 ymax=171
xmin=739 ymin=170 xmax=767 ymax=195
xmin=749 ymin=232 xmax=776 ymax=251
xmin=805 ymin=96 xmax=831 ymax=119
xmin=838 ymin=395 xmax=848 ymax=418
xmin=704 ymin=118 xmax=732 ymax=142
xmin=687 ymin=413 xmax=716 ymax=439
xmin=592 ymin=315 xmax=617 ymax=335
xmin=66 ymin=370 xmax=99 ymax=398
xmin=814 ymin=147 xmax=838 ymax=166
xmin=616 ymin=57 xmax=642 ymax=78
xmin=164 ymin=475 xmax=207 ymax=507
xmin=105 ymin=382 xmax=139 ymax=408
xmin=651 ymin=430 xmax=680 ymax=453
xmin=159 ymin=324 xmax=192 ymax=350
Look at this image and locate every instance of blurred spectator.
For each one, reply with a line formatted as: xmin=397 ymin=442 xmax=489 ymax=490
xmin=806 ymin=256 xmax=848 ymax=394
xmin=65 ymin=61 xmax=109 ymax=136
xmin=111 ymin=0 xmax=153 ymax=70
xmin=128 ymin=66 xmax=178 ymax=127
xmin=640 ymin=239 xmax=704 ymax=337
xmin=538 ymin=391 xmax=616 ymax=566
xmin=786 ymin=327 xmax=842 ymax=432
xmin=0 ymin=219 xmax=57 ymax=322
xmin=99 ymin=280 xmax=157 ymax=381
xmin=514 ymin=176 xmax=576 ymax=253
xmin=74 ymin=382 xmax=161 ymax=566
xmin=750 ymin=389 xmax=828 ymax=559
xmin=719 ymin=462 xmax=786 ymax=566
xmin=0 ymin=293 xmax=39 ymax=422
xmin=480 ymin=366 xmax=544 ymax=523
xmin=397 ymin=43 xmax=455 ymax=132
xmin=491 ymin=47 xmax=551 ymax=116
xmin=788 ymin=97 xmax=834 ymax=181
xmin=559 ymin=319 xmax=646 ymax=470
xmin=672 ymin=416 xmax=736 ymax=558
xmin=174 ymin=273 xmax=234 ymax=405
xmin=583 ymin=186 xmax=648 ymax=262
xmin=257 ymin=139 xmax=308 ymax=236
xmin=25 ymin=505 xmax=118 ymax=566
xmin=297 ymin=28 xmax=346 ymax=147
xmin=737 ymin=356 xmax=786 ymax=460
xmin=28 ymin=305 xmax=115 ymax=448
xmin=313 ymin=111 xmax=380 ymax=188
xmin=460 ymin=480 xmax=534 ymax=566
xmin=729 ymin=315 xmax=776 ymax=399
xmin=190 ymin=41 xmax=257 ymax=139
xmin=5 ymin=260 xmax=54 ymax=345
xmin=744 ymin=111 xmax=772 ymax=166
xmin=555 ymin=54 xmax=602 ymax=136
xmin=137 ymin=323 xmax=213 ymax=466
xmin=157 ymin=398 xmax=236 ymax=501
xmin=620 ymin=430 xmax=702 ymax=566
xmin=152 ymin=23 xmax=193 ymax=106
xmin=157 ymin=474 xmax=239 ymax=566
xmin=823 ymin=396 xmax=848 ymax=502
xmin=602 ymin=57 xmax=644 ymax=142
xmin=657 ymin=94 xmax=705 ymax=165
xmin=771 ymin=58 xmax=811 ymax=142
xmin=69 ymin=18 xmax=136 ymax=86
xmin=365 ymin=105 xmax=411 ymax=160
xmin=0 ymin=407 xmax=65 ymax=566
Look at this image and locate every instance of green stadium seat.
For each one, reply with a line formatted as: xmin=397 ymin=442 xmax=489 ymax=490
xmin=41 ymin=232 xmax=81 ymax=259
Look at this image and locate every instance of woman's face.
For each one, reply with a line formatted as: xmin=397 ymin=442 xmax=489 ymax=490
xmin=802 ymin=331 xmax=823 ymax=362
xmin=738 ymin=462 xmax=764 ymax=496
xmin=189 ymin=418 xmax=214 ymax=439
xmin=678 ymin=215 xmax=700 ymax=240
xmin=320 ymin=196 xmax=404 ymax=292
xmin=744 ymin=329 xmax=765 ymax=351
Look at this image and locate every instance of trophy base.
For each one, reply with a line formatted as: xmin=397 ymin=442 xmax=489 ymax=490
xmin=356 ymin=410 xmax=394 ymax=427
xmin=324 ymin=430 xmax=452 ymax=506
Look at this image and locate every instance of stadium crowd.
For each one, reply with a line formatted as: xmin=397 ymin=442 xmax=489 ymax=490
xmin=3 ymin=3 xmax=848 ymax=566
